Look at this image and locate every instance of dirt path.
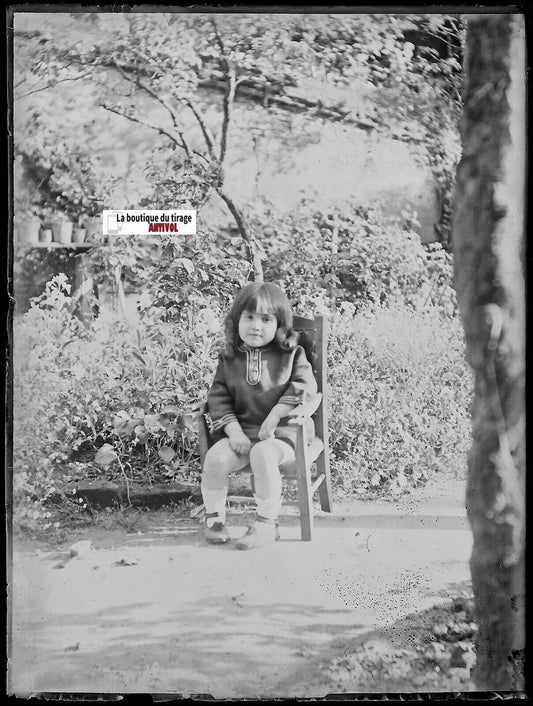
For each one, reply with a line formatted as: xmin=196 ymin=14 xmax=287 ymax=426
xmin=8 ymin=474 xmax=475 ymax=698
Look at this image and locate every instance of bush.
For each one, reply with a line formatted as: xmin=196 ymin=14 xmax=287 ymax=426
xmin=12 ymin=218 xmax=472 ymax=531
xmin=12 ymin=258 xmax=239 ymax=530
xmin=328 ymin=302 xmax=473 ymax=498
xmin=13 ymin=248 xmax=78 ymax=314
xmin=13 ymin=275 xmax=88 ymax=530
xmin=254 ymin=199 xmax=457 ymax=318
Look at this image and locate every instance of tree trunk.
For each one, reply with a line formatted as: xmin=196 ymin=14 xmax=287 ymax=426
xmin=452 ymin=14 xmax=525 ymax=691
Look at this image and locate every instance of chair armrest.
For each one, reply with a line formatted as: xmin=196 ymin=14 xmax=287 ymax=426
xmin=286 ymin=393 xmax=322 ymax=422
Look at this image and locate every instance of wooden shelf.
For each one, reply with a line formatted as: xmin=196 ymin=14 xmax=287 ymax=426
xmin=14 ymin=242 xmax=97 ymax=251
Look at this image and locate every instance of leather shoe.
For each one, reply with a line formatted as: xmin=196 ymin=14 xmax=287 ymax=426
xmin=204 ymin=521 xmax=230 ymax=544
xmin=235 ymin=520 xmax=280 ymax=550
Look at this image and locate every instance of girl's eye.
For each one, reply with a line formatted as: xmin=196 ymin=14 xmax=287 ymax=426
xmin=262 ymin=316 xmax=273 ymax=323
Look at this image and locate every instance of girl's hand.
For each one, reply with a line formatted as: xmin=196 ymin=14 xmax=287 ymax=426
xmin=258 ymin=412 xmax=280 ymax=440
xmin=228 ymin=430 xmax=252 ymax=455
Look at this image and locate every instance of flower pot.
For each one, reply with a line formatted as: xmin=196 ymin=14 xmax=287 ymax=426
xmin=17 ymin=218 xmax=41 ymax=244
xmin=51 ymin=220 xmax=73 ymax=244
xmin=84 ymin=216 xmax=102 ymax=243
xmin=39 ymin=228 xmax=53 ymax=244
xmin=72 ymin=227 xmax=86 ymax=244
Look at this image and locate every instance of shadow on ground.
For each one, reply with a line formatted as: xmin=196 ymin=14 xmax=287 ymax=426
xmin=12 ymin=596 xmax=368 ymax=697
xmin=277 ymin=578 xmax=477 ymax=696
xmin=17 ymin=580 xmax=478 ymax=698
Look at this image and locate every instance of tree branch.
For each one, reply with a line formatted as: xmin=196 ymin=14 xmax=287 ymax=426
xmin=20 ymin=34 xmax=385 ymax=138
xmin=191 ymin=149 xmax=211 ymax=164
xmin=210 ymin=17 xmax=235 ymax=166
xmin=101 ymin=103 xmax=183 ymax=149
xmin=185 ymin=99 xmax=216 ymax=159
xmin=220 ymin=66 xmax=236 ymax=166
xmin=15 ymin=71 xmax=94 ymax=99
xmin=110 ymin=59 xmax=193 ymax=159
xmin=216 ymin=187 xmax=263 ymax=281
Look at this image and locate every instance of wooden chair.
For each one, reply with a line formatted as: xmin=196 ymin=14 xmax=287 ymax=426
xmin=196 ymin=314 xmax=333 ymax=541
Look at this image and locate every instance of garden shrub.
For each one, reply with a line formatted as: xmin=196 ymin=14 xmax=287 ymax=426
xmin=12 ymin=213 xmax=472 ymax=531
xmin=254 ymin=199 xmax=457 ymax=318
xmin=87 ymin=229 xmax=250 ymax=322
xmin=12 ymin=241 xmax=245 ymax=530
xmin=13 ymin=293 xmax=217 ymax=530
xmin=12 ymin=275 xmax=89 ymax=530
xmin=62 ymin=308 xmax=221 ymax=492
xmin=13 ymin=248 xmax=78 ymax=314
xmin=327 ymin=301 xmax=473 ymax=497
xmin=13 ymin=275 xmax=473 ymax=532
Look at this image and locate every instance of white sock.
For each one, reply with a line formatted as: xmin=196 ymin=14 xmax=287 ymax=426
xmin=254 ymin=494 xmax=282 ymax=522
xmin=201 ymin=485 xmax=228 ymax=527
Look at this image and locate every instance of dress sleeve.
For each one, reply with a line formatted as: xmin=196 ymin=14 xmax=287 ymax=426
xmin=278 ymin=346 xmax=318 ymax=406
xmin=207 ymin=355 xmax=238 ymax=432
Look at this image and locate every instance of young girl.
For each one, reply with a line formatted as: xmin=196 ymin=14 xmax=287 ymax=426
xmin=201 ymin=282 xmax=318 ymax=549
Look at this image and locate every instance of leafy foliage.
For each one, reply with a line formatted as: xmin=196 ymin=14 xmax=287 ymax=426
xmin=14 ymin=248 xmax=78 ymax=313
xmin=85 ymin=227 xmax=250 ymax=321
xmin=13 ymin=275 xmax=87 ymax=530
xmin=14 ymin=121 xmax=117 ymax=222
xmin=12 ymin=234 xmax=249 ymax=529
xmin=256 ymin=199 xmax=457 ymax=316
xmin=328 ymin=303 xmax=472 ymax=497
xmin=12 ymin=13 xmax=470 ymax=533
xmin=13 ymin=244 xmax=472 ymax=531
xmin=15 ymin=12 xmax=464 ymax=252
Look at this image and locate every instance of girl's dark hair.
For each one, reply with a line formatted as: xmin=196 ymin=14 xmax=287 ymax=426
xmin=224 ymin=282 xmax=298 ymax=355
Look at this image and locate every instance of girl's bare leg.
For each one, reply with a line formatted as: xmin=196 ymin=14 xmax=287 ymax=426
xmin=201 ymin=438 xmax=249 ymax=528
xmin=249 ymin=439 xmax=295 ymax=521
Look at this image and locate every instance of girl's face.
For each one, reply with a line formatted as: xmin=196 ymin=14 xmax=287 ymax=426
xmin=238 ymin=308 xmax=278 ymax=348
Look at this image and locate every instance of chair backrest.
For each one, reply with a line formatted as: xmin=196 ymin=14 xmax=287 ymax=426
xmin=293 ymin=314 xmax=329 ymax=445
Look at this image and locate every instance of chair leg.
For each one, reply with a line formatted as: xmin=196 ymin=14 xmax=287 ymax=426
xmin=295 ymin=424 xmax=313 ymax=541
xmin=197 ymin=413 xmax=211 ymax=469
xmin=316 ymin=449 xmax=333 ymax=513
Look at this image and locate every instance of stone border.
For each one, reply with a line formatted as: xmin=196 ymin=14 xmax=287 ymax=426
xmin=57 ymin=481 xmax=253 ymax=510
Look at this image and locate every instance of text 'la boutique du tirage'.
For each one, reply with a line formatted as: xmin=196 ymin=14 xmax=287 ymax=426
xmin=102 ymin=210 xmax=196 ymax=236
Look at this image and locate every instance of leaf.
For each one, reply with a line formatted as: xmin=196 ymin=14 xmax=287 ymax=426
xmin=157 ymin=414 xmax=171 ymax=430
xmin=134 ymin=425 xmax=150 ymax=443
xmin=160 ymin=405 xmax=180 ymax=417
xmin=114 ymin=419 xmax=133 ymax=438
xmin=182 ymin=413 xmax=198 ymax=434
xmin=396 ymin=472 xmax=407 ymax=488
xmin=95 ymin=444 xmax=118 ymax=466
xmin=432 ymin=623 xmax=448 ymax=638
xmin=144 ymin=414 xmax=161 ymax=432
xmin=84 ymin=414 xmax=97 ymax=437
xmin=158 ymin=446 xmax=176 ymax=463
xmin=132 ymin=352 xmax=148 ymax=367
xmin=178 ymin=257 xmax=194 ymax=275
